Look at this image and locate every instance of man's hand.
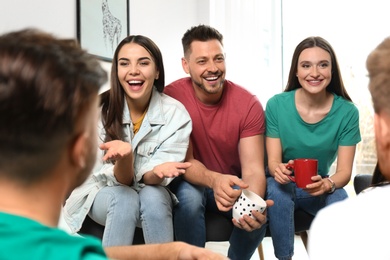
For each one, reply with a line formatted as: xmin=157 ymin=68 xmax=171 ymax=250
xmin=232 ymin=200 xmax=274 ymax=232
xmin=105 ymin=242 xmax=229 ymax=260
xmin=176 ymin=242 xmax=230 ymax=260
xmin=212 ymin=174 xmax=249 ymax=211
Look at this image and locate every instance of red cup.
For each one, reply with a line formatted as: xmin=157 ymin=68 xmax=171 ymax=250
xmin=286 ymin=158 xmax=318 ymax=188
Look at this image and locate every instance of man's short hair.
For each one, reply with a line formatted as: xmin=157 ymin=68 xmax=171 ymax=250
xmin=367 ymin=37 xmax=390 ymax=115
xmin=182 ymin=24 xmax=223 ymax=57
xmin=0 ymin=29 xmax=107 ymax=184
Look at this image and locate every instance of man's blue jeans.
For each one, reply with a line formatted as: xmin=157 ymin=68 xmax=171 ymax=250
xmin=170 ymin=177 xmax=267 ymax=260
xmin=266 ymin=176 xmax=348 ymax=260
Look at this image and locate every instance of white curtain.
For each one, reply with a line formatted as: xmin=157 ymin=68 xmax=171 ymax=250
xmin=208 ymin=0 xmax=283 ymax=107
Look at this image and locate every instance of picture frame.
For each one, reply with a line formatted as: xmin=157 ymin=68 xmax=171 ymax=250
xmin=77 ymin=0 xmax=129 ymax=61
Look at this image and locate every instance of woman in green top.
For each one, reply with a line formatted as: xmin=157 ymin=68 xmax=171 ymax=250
xmin=265 ymin=36 xmax=361 ymax=260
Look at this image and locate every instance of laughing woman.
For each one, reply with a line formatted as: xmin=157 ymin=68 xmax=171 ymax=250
xmin=63 ymin=35 xmax=192 ymax=246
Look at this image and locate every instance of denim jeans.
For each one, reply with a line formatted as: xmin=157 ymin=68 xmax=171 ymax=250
xmin=89 ymin=185 xmax=139 ymax=246
xmin=139 ymin=185 xmax=174 ymax=243
xmin=170 ymin=177 xmax=267 ymax=260
xmin=89 ymin=185 xmax=174 ymax=246
xmin=266 ymin=176 xmax=348 ymax=260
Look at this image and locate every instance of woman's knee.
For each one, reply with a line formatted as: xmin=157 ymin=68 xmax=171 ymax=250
xmin=91 ymin=186 xmax=139 ymax=224
xmin=139 ymin=186 xmax=173 ymax=222
xmin=115 ymin=185 xmax=138 ymax=197
xmin=102 ymin=186 xmax=139 ymax=210
xmin=139 ymin=186 xmax=171 ymax=207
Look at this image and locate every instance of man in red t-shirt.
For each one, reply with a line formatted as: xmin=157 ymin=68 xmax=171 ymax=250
xmin=165 ymin=25 xmax=273 ymax=260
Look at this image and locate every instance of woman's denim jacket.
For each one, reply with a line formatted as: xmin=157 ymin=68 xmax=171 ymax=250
xmin=63 ymin=88 xmax=192 ymax=233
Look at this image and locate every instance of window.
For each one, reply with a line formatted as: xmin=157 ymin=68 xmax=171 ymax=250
xmin=209 ymin=0 xmax=283 ymax=106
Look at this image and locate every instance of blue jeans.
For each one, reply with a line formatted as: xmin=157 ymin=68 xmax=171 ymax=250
xmin=90 ymin=185 xmax=174 ymax=246
xmin=266 ymin=176 xmax=348 ymax=260
xmin=89 ymin=185 xmax=139 ymax=246
xmin=139 ymin=185 xmax=174 ymax=243
xmin=170 ymin=177 xmax=267 ymax=260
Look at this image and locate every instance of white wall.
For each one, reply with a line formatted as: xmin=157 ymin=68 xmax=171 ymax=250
xmin=209 ymin=0 xmax=283 ymax=107
xmin=282 ymin=0 xmax=390 ymax=99
xmin=129 ymin=0 xmax=210 ymax=85
xmin=0 ymin=0 xmax=76 ymax=37
xmin=0 ymin=0 xmax=206 ymax=91
xmin=0 ymin=0 xmax=282 ymax=107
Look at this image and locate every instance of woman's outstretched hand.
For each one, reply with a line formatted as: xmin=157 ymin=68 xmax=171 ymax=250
xmin=152 ymin=162 xmax=192 ymax=178
xmin=100 ymin=140 xmax=132 ymax=162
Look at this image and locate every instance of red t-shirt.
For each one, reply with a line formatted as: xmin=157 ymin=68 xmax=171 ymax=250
xmin=164 ymin=78 xmax=265 ymax=177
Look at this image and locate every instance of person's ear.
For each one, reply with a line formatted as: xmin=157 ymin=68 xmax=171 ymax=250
xmin=375 ymin=113 xmax=390 ymax=150
xmin=181 ymin=57 xmax=190 ymax=74
xmin=70 ymin=133 xmax=88 ymax=169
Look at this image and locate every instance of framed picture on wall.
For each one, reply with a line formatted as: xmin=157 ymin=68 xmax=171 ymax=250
xmin=77 ymin=0 xmax=129 ymax=61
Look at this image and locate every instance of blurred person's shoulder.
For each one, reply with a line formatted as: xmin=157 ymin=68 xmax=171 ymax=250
xmin=309 ymin=185 xmax=390 ymax=260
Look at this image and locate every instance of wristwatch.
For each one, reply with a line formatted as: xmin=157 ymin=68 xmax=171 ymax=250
xmin=326 ymin=177 xmax=336 ymax=193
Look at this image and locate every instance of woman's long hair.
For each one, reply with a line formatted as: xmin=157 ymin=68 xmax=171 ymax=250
xmin=284 ymin=36 xmax=352 ymax=102
xmin=100 ymin=35 xmax=165 ymax=142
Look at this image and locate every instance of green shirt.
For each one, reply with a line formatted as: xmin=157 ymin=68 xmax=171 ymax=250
xmin=265 ymin=90 xmax=361 ymax=177
xmin=0 ymin=212 xmax=107 ymax=260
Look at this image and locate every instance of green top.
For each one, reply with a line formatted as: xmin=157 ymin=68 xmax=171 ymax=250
xmin=0 ymin=212 xmax=107 ymax=260
xmin=266 ymin=90 xmax=361 ymax=177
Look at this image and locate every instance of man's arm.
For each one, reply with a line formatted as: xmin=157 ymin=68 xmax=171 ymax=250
xmin=182 ymin=141 xmax=249 ymax=211
xmin=239 ymin=134 xmax=266 ymax=198
xmin=104 ymin=242 xmax=228 ymax=260
xmin=180 ymin=140 xmax=218 ymax=188
xmin=231 ymin=134 xmax=272 ymax=232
